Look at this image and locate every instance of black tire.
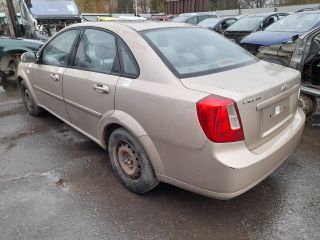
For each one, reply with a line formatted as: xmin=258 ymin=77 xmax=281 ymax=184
xmin=20 ymin=80 xmax=43 ymax=116
xmin=108 ymin=128 xmax=159 ymax=194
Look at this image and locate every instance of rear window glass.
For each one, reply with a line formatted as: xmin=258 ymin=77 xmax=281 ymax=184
xmin=227 ymin=16 xmax=264 ymax=31
xmin=143 ymin=28 xmax=256 ymax=78
xmin=265 ymin=13 xmax=320 ymax=32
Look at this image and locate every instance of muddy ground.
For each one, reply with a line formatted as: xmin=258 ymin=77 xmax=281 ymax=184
xmin=0 ymin=82 xmax=319 ymax=240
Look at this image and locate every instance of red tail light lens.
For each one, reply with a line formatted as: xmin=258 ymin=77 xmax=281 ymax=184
xmin=196 ymin=95 xmax=244 ymax=143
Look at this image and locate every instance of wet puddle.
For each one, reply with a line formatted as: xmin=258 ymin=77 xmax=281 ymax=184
xmin=0 ymin=81 xmax=20 ymax=104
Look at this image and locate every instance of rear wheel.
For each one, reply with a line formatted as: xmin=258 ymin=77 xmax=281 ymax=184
xmin=20 ymin=80 xmax=43 ymax=116
xmin=108 ymin=128 xmax=159 ymax=194
xmin=298 ymin=93 xmax=317 ymax=117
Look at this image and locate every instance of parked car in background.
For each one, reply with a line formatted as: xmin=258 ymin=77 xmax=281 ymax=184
xmin=198 ymin=17 xmax=237 ymax=34
xmin=151 ymin=14 xmax=169 ymax=21
xmin=18 ymin=22 xmax=305 ymax=199
xmin=19 ymin=0 xmax=82 ymax=41
xmin=171 ymin=12 xmax=217 ymax=25
xmin=0 ymin=37 xmax=43 ymax=81
xmin=256 ymin=26 xmax=320 ymax=116
xmin=224 ymin=12 xmax=289 ymax=43
xmin=240 ymin=11 xmax=320 ymax=55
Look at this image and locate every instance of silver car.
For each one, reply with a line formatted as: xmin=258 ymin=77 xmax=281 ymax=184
xmin=17 ymin=22 xmax=305 ymax=199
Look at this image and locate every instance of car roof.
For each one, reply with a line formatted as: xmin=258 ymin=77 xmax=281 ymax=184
xmin=72 ymin=21 xmax=191 ymax=32
xmin=244 ymin=12 xmax=286 ymax=17
xmin=296 ymin=9 xmax=320 ymax=14
xmin=179 ymin=12 xmax=216 ymax=16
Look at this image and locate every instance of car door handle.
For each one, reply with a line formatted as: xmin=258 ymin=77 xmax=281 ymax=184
xmin=93 ymin=84 xmax=110 ymax=94
xmin=49 ymin=73 xmax=60 ymax=81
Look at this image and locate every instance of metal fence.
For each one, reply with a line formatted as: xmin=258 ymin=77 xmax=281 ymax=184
xmin=216 ymin=3 xmax=320 ymax=16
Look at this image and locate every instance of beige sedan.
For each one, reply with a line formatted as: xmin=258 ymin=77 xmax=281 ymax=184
xmin=17 ymin=21 xmax=305 ymax=199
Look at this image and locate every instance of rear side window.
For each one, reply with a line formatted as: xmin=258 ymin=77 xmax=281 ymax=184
xmin=73 ymin=29 xmax=117 ymax=74
xmin=143 ymin=28 xmax=256 ymax=78
xmin=119 ymin=40 xmax=139 ymax=78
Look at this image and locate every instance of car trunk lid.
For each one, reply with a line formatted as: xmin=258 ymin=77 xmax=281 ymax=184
xmin=181 ymin=61 xmax=301 ymax=150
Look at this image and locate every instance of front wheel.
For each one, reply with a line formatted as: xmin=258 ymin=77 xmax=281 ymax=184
xmin=20 ymin=80 xmax=43 ymax=116
xmin=108 ymin=128 xmax=159 ymax=194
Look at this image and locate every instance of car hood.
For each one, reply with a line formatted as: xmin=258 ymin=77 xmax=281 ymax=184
xmin=240 ymin=31 xmax=304 ymax=46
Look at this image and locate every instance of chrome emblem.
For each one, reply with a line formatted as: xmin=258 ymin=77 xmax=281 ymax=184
xmin=281 ymin=84 xmax=289 ymax=91
xmin=243 ymin=96 xmax=262 ymax=105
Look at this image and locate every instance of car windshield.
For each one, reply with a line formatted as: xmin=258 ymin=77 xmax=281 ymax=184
xmin=171 ymin=15 xmax=191 ymax=23
xmin=227 ymin=16 xmax=264 ymax=31
xmin=143 ymin=28 xmax=256 ymax=77
xmin=198 ymin=18 xmax=221 ymax=27
xmin=265 ymin=13 xmax=320 ymax=32
xmin=26 ymin=0 xmax=80 ymax=17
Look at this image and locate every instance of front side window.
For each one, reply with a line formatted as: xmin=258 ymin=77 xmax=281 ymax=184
xmin=263 ymin=15 xmax=277 ymax=29
xmin=42 ymin=29 xmax=79 ymax=66
xmin=73 ymin=29 xmax=117 ymax=74
xmin=143 ymin=28 xmax=256 ymax=78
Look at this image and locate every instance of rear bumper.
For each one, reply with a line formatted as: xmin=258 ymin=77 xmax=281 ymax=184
xmin=158 ymin=108 xmax=305 ymax=199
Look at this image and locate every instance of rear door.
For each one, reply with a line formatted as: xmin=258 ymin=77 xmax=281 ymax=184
xmin=62 ymin=28 xmax=120 ymax=139
xmin=31 ymin=28 xmax=80 ymax=120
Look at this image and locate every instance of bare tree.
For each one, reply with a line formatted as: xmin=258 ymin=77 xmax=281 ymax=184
xmin=138 ymin=0 xmax=150 ymax=13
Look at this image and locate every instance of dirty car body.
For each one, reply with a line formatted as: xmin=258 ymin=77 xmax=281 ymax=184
xmin=17 ymin=22 xmax=305 ymax=199
xmin=19 ymin=0 xmax=82 ymax=41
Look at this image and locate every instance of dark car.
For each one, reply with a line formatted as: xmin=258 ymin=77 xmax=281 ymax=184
xmin=171 ymin=12 xmax=217 ymax=25
xmin=224 ymin=12 xmax=289 ymax=43
xmin=198 ymin=17 xmax=237 ymax=34
xmin=240 ymin=11 xmax=320 ymax=55
xmin=0 ymin=37 xmax=43 ymax=81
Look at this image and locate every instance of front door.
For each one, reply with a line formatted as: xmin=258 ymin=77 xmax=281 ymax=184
xmin=31 ymin=29 xmax=80 ymax=121
xmin=63 ymin=28 xmax=120 ymax=139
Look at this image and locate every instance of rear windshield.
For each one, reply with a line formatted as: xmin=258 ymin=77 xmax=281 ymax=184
xmin=143 ymin=28 xmax=256 ymax=78
xmin=171 ymin=15 xmax=191 ymax=23
xmin=198 ymin=18 xmax=221 ymax=27
xmin=265 ymin=13 xmax=320 ymax=32
xmin=27 ymin=0 xmax=80 ymax=17
xmin=227 ymin=16 xmax=264 ymax=31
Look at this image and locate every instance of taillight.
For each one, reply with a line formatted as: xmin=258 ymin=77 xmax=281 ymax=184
xmin=196 ymin=95 xmax=244 ymax=143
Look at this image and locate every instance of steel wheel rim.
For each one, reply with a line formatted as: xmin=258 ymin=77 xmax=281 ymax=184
xmin=24 ymin=88 xmax=33 ymax=110
xmin=117 ymin=142 xmax=141 ymax=179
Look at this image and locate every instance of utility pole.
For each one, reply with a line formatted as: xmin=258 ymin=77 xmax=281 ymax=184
xmin=135 ymin=0 xmax=138 ymax=16
xmin=3 ymin=0 xmax=20 ymax=37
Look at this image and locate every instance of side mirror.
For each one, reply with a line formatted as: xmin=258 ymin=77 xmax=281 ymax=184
xmin=21 ymin=52 xmax=37 ymax=63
